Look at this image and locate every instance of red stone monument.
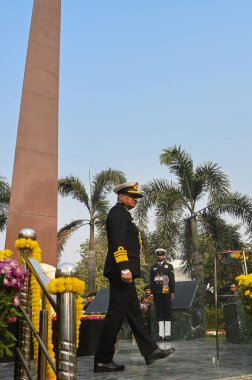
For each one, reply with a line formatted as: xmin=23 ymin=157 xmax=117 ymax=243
xmin=5 ymin=0 xmax=61 ymax=266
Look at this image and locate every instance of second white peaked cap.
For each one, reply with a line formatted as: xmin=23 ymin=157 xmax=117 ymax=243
xmin=155 ymin=248 xmax=167 ymax=256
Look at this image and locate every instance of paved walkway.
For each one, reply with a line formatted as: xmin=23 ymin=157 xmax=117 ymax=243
xmin=1 ymin=338 xmax=252 ymax=379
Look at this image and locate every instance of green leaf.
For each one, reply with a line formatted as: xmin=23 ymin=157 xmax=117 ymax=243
xmin=0 ymin=273 xmax=5 ymax=286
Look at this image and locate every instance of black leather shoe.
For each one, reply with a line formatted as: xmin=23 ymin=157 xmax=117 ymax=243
xmin=94 ymin=361 xmax=125 ymax=372
xmin=145 ymin=347 xmax=175 ymax=365
xmin=157 ymin=336 xmax=164 ymax=342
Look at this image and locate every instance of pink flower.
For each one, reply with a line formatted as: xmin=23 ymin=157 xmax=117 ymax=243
xmin=3 ymin=278 xmax=11 ymax=286
xmin=13 ymin=295 xmax=20 ymax=306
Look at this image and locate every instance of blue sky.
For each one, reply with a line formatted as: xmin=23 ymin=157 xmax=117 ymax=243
xmin=1 ymin=1 xmax=252 ymax=263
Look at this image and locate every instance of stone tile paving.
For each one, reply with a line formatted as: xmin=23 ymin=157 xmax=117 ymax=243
xmin=1 ymin=338 xmax=252 ymax=380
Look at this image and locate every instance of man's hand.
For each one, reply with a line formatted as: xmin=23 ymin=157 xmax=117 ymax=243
xmin=121 ymin=270 xmax=133 ymax=283
xmin=170 ymin=293 xmax=175 ymax=301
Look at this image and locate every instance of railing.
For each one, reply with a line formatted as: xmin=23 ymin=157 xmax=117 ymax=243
xmin=14 ymin=228 xmax=78 ymax=380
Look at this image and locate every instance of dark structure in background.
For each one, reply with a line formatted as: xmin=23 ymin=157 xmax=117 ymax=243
xmin=78 ymin=288 xmax=131 ymax=356
xmin=84 ymin=288 xmax=109 ymax=313
xmin=223 ymin=303 xmax=252 ymax=344
xmin=151 ymin=280 xmax=204 ymax=340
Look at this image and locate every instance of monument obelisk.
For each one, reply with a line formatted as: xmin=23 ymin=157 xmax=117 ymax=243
xmin=5 ymin=0 xmax=61 ymax=266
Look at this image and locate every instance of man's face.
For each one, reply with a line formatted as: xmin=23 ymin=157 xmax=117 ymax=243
xmin=157 ymin=255 xmax=165 ymax=262
xmin=144 ymin=289 xmax=151 ymax=296
xmin=119 ymin=193 xmax=138 ymax=210
xmin=230 ymin=284 xmax=237 ymax=294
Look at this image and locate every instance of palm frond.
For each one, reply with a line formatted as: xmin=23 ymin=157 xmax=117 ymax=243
xmin=160 ymin=146 xmax=203 ymax=205
xmin=0 ymin=212 xmax=8 ymax=232
xmin=0 ymin=176 xmax=11 ymax=205
xmin=91 ymin=168 xmax=126 ymax=206
xmin=214 ymin=192 xmax=252 ymax=228
xmin=0 ymin=175 xmax=10 ymax=232
xmin=195 ymin=162 xmax=230 ymax=200
xmin=199 ymin=210 xmax=242 ymax=253
xmin=135 ymin=179 xmax=184 ymax=229
xmin=160 ymin=145 xmax=193 ymax=178
xmin=58 ymin=175 xmax=90 ymax=211
xmin=94 ymin=198 xmax=110 ymax=219
xmin=57 ymin=219 xmax=86 ymax=260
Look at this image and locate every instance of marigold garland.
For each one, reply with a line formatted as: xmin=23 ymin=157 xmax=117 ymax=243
xmin=15 ymin=238 xmax=85 ymax=377
xmin=15 ymin=238 xmax=55 ymax=380
xmin=232 ymin=251 xmax=249 ymax=261
xmin=46 ymin=299 xmax=56 ymax=380
xmin=0 ymin=249 xmax=13 ymax=260
xmin=47 ymin=277 xmax=85 ymax=348
xmin=236 ymin=273 xmax=252 ymax=315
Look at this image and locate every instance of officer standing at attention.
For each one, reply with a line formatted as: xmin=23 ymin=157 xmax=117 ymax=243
xmin=94 ymin=182 xmax=175 ymax=372
xmin=150 ymin=248 xmax=175 ymax=341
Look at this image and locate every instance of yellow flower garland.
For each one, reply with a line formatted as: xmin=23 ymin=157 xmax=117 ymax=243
xmin=46 ymin=299 xmax=56 ymax=380
xmin=15 ymin=238 xmax=85 ymax=378
xmin=0 ymin=249 xmax=13 ymax=260
xmin=15 ymin=238 xmax=55 ymax=380
xmin=232 ymin=250 xmax=249 ymax=261
xmin=47 ymin=277 xmax=85 ymax=348
xmin=236 ymin=273 xmax=252 ymax=315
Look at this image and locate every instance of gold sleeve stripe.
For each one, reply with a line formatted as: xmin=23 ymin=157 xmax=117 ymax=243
xmin=114 ymin=246 xmax=129 ymax=263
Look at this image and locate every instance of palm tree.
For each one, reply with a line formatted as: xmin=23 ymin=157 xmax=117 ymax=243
xmin=58 ymin=168 xmax=126 ymax=292
xmin=0 ymin=175 xmax=10 ymax=232
xmin=135 ymin=145 xmax=252 ymax=318
xmin=200 ymin=211 xmax=244 ymax=306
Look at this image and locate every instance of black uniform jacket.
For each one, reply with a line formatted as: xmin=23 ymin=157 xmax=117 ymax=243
xmin=150 ymin=261 xmax=175 ymax=294
xmin=103 ymin=202 xmax=141 ymax=279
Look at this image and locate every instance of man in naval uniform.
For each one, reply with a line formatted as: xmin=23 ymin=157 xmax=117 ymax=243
xmin=150 ymin=248 xmax=175 ymax=341
xmin=94 ymin=182 xmax=175 ymax=372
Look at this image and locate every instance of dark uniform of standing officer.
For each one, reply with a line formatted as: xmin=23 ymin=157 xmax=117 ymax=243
xmin=150 ymin=248 xmax=175 ymax=341
xmin=94 ymin=182 xmax=175 ymax=372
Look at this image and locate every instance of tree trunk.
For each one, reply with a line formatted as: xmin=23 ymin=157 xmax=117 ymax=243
xmin=191 ymin=215 xmax=206 ymax=328
xmin=88 ymin=222 xmax=96 ymax=293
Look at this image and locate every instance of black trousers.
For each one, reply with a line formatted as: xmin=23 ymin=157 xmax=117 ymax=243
xmin=153 ymin=293 xmax=171 ymax=321
xmin=94 ymin=278 xmax=157 ymax=363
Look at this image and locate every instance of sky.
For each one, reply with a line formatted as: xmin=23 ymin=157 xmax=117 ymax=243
xmin=0 ymin=1 xmax=252 ymax=264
